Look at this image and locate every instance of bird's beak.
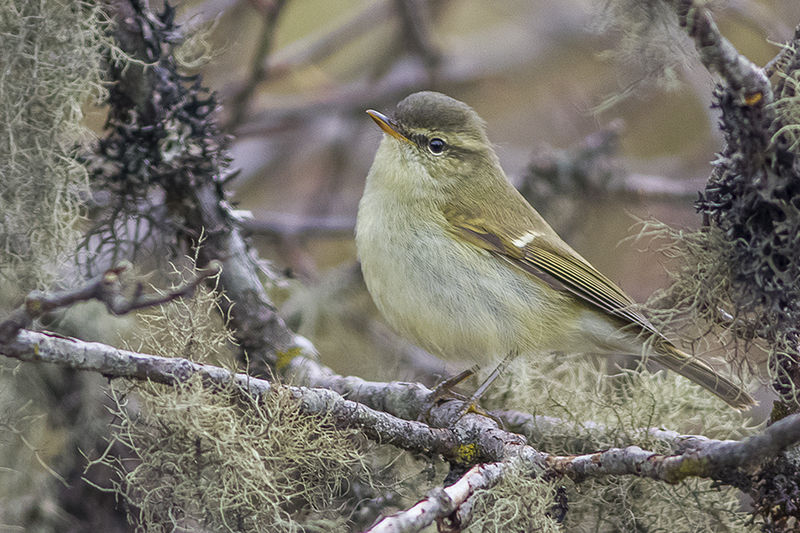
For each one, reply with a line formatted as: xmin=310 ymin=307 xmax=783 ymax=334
xmin=366 ymin=109 xmax=412 ymax=144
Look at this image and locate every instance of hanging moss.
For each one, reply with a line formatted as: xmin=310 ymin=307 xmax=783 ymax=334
xmin=479 ymin=355 xmax=758 ymax=532
xmin=0 ymin=0 xmax=106 ymax=290
xmin=84 ymin=257 xmax=373 ymax=532
xmin=96 ymin=377 xmax=370 ymax=533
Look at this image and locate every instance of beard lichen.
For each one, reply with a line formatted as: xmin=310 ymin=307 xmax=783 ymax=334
xmin=84 ymin=256 xmax=373 ymax=532
xmin=478 ymin=354 xmax=757 ymax=532
xmin=95 ymin=378 xmax=370 ymax=532
xmin=635 ymin=221 xmax=769 ymax=379
xmin=124 ymin=248 xmax=238 ymax=368
xmin=0 ymin=0 xmax=107 ymax=291
xmin=465 ymin=467 xmax=563 ymax=533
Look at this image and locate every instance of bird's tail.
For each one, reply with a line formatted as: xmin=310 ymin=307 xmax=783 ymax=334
xmin=654 ymin=341 xmax=756 ymax=410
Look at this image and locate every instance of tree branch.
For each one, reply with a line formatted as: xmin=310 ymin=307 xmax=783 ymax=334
xmin=674 ymin=0 xmax=772 ymax=103
xmin=238 ymin=211 xmax=356 ymax=238
xmin=392 ymin=0 xmax=441 ymax=69
xmin=99 ymin=0 xmax=310 ymax=373
xmin=0 ymin=262 xmax=220 ymax=343
xmin=496 ymin=409 xmax=737 ymax=455
xmin=262 ymin=0 xmax=394 ymax=81
xmin=289 ymin=357 xmax=729 ymax=458
xmin=234 ymin=6 xmax=594 ymax=137
xmin=3 ymin=330 xmax=799 ymax=493
xmin=1 ymin=330 xmax=456 ymax=458
xmin=545 ymin=416 xmax=800 ymax=484
xmin=226 ymin=0 xmax=288 ymax=129
xmin=366 ymin=462 xmax=507 ymax=533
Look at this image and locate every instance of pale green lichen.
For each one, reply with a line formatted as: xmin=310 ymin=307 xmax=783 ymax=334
xmin=479 ymin=352 xmax=758 ymax=531
xmin=124 ymin=249 xmax=238 ymax=369
xmin=94 ymin=377 xmax=371 ymax=532
xmin=92 ymin=256 xmax=374 ymax=532
xmin=0 ymin=0 xmax=106 ymax=292
xmin=466 ymin=468 xmax=562 ymax=533
xmin=0 ymin=1 xmax=110 ymax=529
xmin=635 ymin=219 xmax=794 ymax=406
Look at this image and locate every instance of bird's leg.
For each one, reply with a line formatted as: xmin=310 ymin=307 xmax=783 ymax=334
xmin=451 ymin=352 xmax=515 ymax=426
xmin=430 ymin=366 xmax=477 ymax=401
xmin=421 ymin=366 xmax=477 ymax=423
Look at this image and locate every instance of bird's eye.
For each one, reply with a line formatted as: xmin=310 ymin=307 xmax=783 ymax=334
xmin=427 ymin=138 xmax=446 ymax=155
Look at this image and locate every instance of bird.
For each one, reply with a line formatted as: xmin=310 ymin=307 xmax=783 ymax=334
xmin=355 ymin=90 xmax=755 ymax=411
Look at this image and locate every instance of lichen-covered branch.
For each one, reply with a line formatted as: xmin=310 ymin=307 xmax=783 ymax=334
xmin=366 ymin=462 xmax=507 ymax=533
xmin=497 ymin=409 xmax=736 ymax=456
xmin=545 ymin=415 xmax=800 ymax=484
xmin=0 ymin=330 xmax=455 ymax=458
xmin=3 ymin=330 xmax=800 ymax=492
xmin=291 ymin=358 xmax=735 ymax=458
xmin=0 ymin=262 xmax=220 ymax=343
xmin=681 ymin=0 xmax=800 ymax=426
xmin=673 ymin=0 xmax=772 ymax=103
xmin=97 ymin=0 xmax=309 ymax=372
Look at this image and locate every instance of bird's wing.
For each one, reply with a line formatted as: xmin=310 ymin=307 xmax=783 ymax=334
xmin=445 ymin=211 xmax=658 ymax=335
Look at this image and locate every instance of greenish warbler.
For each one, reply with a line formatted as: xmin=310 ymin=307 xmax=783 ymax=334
xmin=356 ymin=91 xmax=755 ymax=410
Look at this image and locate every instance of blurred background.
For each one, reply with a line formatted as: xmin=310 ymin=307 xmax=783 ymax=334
xmin=162 ymin=0 xmax=799 ymax=383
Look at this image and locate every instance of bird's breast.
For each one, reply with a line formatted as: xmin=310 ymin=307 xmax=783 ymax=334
xmin=356 ymin=190 xmax=574 ymax=363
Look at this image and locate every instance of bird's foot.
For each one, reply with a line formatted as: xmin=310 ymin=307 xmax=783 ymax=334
xmin=421 ymin=366 xmax=504 ymax=428
xmin=451 ymin=392 xmax=505 ymax=429
xmin=421 ymin=367 xmax=475 ymax=422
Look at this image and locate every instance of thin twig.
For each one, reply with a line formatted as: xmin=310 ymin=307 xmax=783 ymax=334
xmin=0 ymin=262 xmax=221 ymax=343
xmin=264 ymin=0 xmax=394 ymax=81
xmin=226 ymin=0 xmax=287 ymax=129
xmin=235 ymin=10 xmax=594 ymax=137
xmin=392 ymin=0 xmax=441 ymax=69
xmin=239 ymin=212 xmax=356 ymax=238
